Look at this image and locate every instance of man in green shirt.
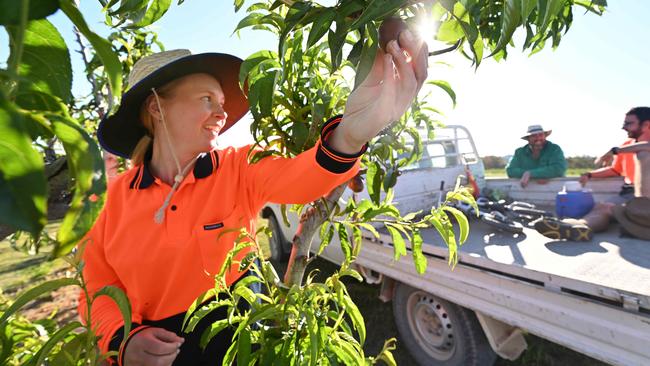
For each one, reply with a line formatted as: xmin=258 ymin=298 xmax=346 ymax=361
xmin=506 ymin=125 xmax=567 ymax=187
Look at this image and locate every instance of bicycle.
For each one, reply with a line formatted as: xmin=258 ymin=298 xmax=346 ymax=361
xmin=454 ymin=197 xmax=556 ymax=234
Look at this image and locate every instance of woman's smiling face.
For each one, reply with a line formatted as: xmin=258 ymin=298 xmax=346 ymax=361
xmin=153 ymin=73 xmax=228 ymax=156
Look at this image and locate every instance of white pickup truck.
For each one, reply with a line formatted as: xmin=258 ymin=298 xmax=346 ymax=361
xmin=261 ymin=126 xmax=650 ymax=366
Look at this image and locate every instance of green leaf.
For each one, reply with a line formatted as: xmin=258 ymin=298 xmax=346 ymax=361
xmin=490 ymin=0 xmax=522 ymax=57
xmin=521 ymin=0 xmax=537 ymax=21
xmin=352 ymin=225 xmax=362 ymax=257
xmin=353 ymin=22 xmax=378 ymax=90
xmin=363 ymin=205 xmax=400 ymax=220
xmin=349 ymin=0 xmax=403 ymax=30
xmin=342 ymin=294 xmax=365 ymax=345
xmin=234 ymin=12 xmax=264 ymax=33
xmin=427 ymin=80 xmax=456 ymax=107
xmin=246 ymin=303 xmax=282 ymax=325
xmin=331 ymin=338 xmax=363 ymax=366
xmin=385 ymin=224 xmax=406 ymax=260
xmin=7 ymin=19 xmax=72 ymax=105
xmin=0 ymin=0 xmax=59 ymax=25
xmin=366 ymin=161 xmax=384 ymax=205
xmin=318 ymin=223 xmax=335 ymax=255
xmin=539 ymin=0 xmax=565 ymax=33
xmin=278 ymin=2 xmax=312 ymax=61
xmin=305 ymin=310 xmax=319 ymax=366
xmin=0 ymin=97 xmax=47 ymax=235
xmin=307 ymin=8 xmax=335 ymax=48
xmin=442 ymin=206 xmax=469 ymax=244
xmin=50 ymin=332 xmax=88 ymax=365
xmin=250 ymin=69 xmax=279 ymax=118
xmin=357 ymin=222 xmax=379 ymax=239
xmin=30 ymin=321 xmax=84 ymax=366
xmin=128 ymin=0 xmax=172 ymax=28
xmin=223 ymin=339 xmax=239 ymax=366
xmin=200 ymin=318 xmax=232 ymax=349
xmin=436 ymin=18 xmax=464 ymax=43
xmin=233 ymin=285 xmax=257 ymax=305
xmin=337 ymin=223 xmax=351 ymax=260
xmin=184 ymin=300 xmax=232 ymax=333
xmin=0 ymin=278 xmax=78 ymax=326
xmin=573 ymin=0 xmax=606 ymax=14
xmin=339 ymin=267 xmax=363 ymax=282
xmin=93 ymin=286 xmax=133 ymax=339
xmin=237 ymin=325 xmax=251 ymax=366
xmin=239 ymin=49 xmax=275 ymax=87
xmin=382 ymin=166 xmax=398 ymax=191
xmin=50 ymin=115 xmax=106 ymax=257
xmin=327 ymin=18 xmax=347 ymax=71
xmin=411 ymin=231 xmax=427 ymax=274
xmin=182 ymin=288 xmax=216 ymax=330
xmin=110 ymin=0 xmax=147 ymax=17
xmin=60 ymin=0 xmax=123 ymax=100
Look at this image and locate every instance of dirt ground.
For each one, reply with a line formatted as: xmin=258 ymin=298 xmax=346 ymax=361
xmin=15 ymin=267 xmax=80 ymax=326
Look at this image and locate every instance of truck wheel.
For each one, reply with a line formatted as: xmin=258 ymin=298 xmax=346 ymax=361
xmin=267 ymin=214 xmax=289 ymax=264
xmin=393 ymin=283 xmax=497 ymax=366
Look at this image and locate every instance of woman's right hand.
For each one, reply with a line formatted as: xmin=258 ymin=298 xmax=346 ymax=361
xmin=123 ymin=327 xmax=184 ymax=366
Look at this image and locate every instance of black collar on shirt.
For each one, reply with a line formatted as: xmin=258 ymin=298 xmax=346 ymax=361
xmin=129 ymin=150 xmax=219 ymax=190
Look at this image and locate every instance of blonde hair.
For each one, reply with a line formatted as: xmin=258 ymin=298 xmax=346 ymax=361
xmin=130 ymin=80 xmax=180 ymax=165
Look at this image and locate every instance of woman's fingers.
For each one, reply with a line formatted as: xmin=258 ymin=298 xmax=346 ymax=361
xmin=137 ymin=328 xmax=182 ymax=356
xmin=151 ymin=327 xmax=184 ymax=344
xmin=398 ymin=30 xmax=428 ymax=88
xmin=386 ymin=40 xmax=415 ymax=90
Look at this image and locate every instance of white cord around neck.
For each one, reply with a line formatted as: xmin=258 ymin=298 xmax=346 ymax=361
xmin=154 ymin=156 xmax=197 ymax=224
xmin=152 ymin=88 xmax=183 ymax=180
xmin=151 ymin=87 xmax=198 ymax=224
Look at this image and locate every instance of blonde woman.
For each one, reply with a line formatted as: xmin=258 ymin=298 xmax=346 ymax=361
xmin=80 ymin=30 xmax=427 ymax=366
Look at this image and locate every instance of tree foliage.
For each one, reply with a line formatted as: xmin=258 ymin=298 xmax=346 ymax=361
xmin=0 ymin=0 xmax=606 ymax=364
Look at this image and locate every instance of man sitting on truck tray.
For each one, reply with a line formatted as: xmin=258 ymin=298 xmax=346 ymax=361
xmin=506 ymin=124 xmax=568 ymax=188
xmin=535 ymin=106 xmax=650 ymax=241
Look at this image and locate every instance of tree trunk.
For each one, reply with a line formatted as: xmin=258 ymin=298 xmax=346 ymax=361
xmin=283 ymin=182 xmax=347 ymax=286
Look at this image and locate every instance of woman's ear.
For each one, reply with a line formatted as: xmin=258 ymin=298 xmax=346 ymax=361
xmin=145 ymin=94 xmax=162 ymax=121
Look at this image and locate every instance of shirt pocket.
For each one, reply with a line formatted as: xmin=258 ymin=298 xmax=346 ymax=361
xmin=194 ymin=212 xmax=253 ymax=278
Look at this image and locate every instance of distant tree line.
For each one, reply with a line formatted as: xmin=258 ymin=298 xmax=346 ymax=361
xmin=482 ymin=155 xmax=596 ymax=170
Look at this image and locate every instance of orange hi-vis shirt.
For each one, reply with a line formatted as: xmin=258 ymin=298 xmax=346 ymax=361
xmin=612 ymin=138 xmax=636 ymax=184
xmin=78 ymin=116 xmax=364 ymax=355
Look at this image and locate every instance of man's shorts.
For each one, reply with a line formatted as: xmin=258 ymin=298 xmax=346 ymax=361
xmin=606 ymin=184 xmax=635 ymax=205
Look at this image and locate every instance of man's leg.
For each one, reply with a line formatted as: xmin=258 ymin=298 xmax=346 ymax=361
xmin=579 ymin=203 xmax=615 ymax=232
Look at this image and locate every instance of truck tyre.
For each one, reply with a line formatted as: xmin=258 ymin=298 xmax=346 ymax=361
xmin=393 ymin=283 xmax=497 ymax=366
xmin=268 ymin=214 xmax=289 ymax=264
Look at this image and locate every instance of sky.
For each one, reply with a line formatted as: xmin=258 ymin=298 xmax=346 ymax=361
xmin=2 ymin=1 xmax=649 ymax=157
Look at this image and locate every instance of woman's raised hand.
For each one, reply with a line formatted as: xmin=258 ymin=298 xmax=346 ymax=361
xmin=329 ymin=29 xmax=428 ymax=154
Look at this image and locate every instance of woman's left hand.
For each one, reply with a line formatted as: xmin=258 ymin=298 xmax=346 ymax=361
xmin=330 ymin=29 xmax=428 ymax=154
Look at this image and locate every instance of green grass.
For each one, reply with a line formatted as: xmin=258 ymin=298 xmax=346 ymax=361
xmin=485 ymin=168 xmax=585 ymax=178
xmin=0 ymin=222 xmax=70 ymax=296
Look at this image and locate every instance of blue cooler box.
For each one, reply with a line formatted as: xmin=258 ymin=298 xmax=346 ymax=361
xmin=555 ymin=190 xmax=595 ymax=218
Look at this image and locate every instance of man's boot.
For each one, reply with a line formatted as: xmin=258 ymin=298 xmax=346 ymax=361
xmin=534 ymin=217 xmax=593 ymax=241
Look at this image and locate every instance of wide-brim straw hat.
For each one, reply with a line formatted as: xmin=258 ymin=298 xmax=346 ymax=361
xmin=98 ymin=49 xmax=249 ymax=158
xmin=613 ymin=197 xmax=650 ymax=240
xmin=521 ymin=124 xmax=552 ymax=140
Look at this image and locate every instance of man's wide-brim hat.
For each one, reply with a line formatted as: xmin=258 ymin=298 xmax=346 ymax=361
xmin=98 ymin=49 xmax=249 ymax=158
xmin=521 ymin=124 xmax=552 ymax=140
xmin=613 ymin=197 xmax=650 ymax=240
